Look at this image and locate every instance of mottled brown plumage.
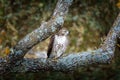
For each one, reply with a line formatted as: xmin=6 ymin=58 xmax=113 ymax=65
xmin=47 ymin=28 xmax=69 ymax=59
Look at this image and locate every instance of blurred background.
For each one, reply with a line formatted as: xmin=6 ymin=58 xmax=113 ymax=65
xmin=0 ymin=0 xmax=120 ymax=80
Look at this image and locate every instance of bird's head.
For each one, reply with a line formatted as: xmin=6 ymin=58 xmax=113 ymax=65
xmin=58 ymin=28 xmax=69 ymax=36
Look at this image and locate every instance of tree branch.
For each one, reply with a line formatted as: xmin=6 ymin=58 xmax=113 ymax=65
xmin=7 ymin=13 xmax=120 ymax=72
xmin=0 ymin=0 xmax=73 ymax=74
xmin=8 ymin=0 xmax=73 ymax=62
xmin=0 ymin=0 xmax=119 ymax=73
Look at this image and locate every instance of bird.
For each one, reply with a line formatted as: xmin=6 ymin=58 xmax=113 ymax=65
xmin=47 ymin=28 xmax=69 ymax=59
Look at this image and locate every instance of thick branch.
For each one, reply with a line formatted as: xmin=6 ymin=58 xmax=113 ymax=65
xmin=7 ymin=13 xmax=120 ymax=72
xmin=0 ymin=0 xmax=73 ymax=74
xmin=0 ymin=0 xmax=119 ymax=73
xmin=12 ymin=49 xmax=112 ymax=72
xmin=8 ymin=0 xmax=73 ymax=62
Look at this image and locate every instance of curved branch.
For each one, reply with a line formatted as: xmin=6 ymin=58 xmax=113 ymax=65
xmin=0 ymin=0 xmax=119 ymax=74
xmin=6 ymin=13 xmax=120 ymax=72
xmin=12 ymin=49 xmax=112 ymax=72
xmin=0 ymin=0 xmax=73 ymax=74
xmin=9 ymin=0 xmax=73 ymax=62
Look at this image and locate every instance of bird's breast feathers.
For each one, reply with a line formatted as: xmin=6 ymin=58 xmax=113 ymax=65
xmin=54 ymin=35 xmax=68 ymax=44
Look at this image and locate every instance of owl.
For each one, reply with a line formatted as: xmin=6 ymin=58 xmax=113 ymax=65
xmin=47 ymin=28 xmax=69 ymax=59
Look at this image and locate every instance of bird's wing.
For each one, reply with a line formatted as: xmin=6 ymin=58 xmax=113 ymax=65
xmin=47 ymin=35 xmax=55 ymax=58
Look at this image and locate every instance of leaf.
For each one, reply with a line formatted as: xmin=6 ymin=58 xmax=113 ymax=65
xmin=116 ymin=1 xmax=120 ymax=8
xmin=0 ymin=38 xmax=2 ymax=44
xmin=0 ymin=30 xmax=6 ymax=35
xmin=7 ymin=21 xmax=18 ymax=33
xmin=117 ymin=44 xmax=120 ymax=47
xmin=4 ymin=47 xmax=10 ymax=55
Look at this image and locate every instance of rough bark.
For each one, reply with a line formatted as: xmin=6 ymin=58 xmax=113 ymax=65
xmin=0 ymin=0 xmax=120 ymax=73
xmin=0 ymin=0 xmax=73 ymax=74
xmin=11 ymin=13 xmax=120 ymax=72
xmin=2 ymin=13 xmax=120 ymax=73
